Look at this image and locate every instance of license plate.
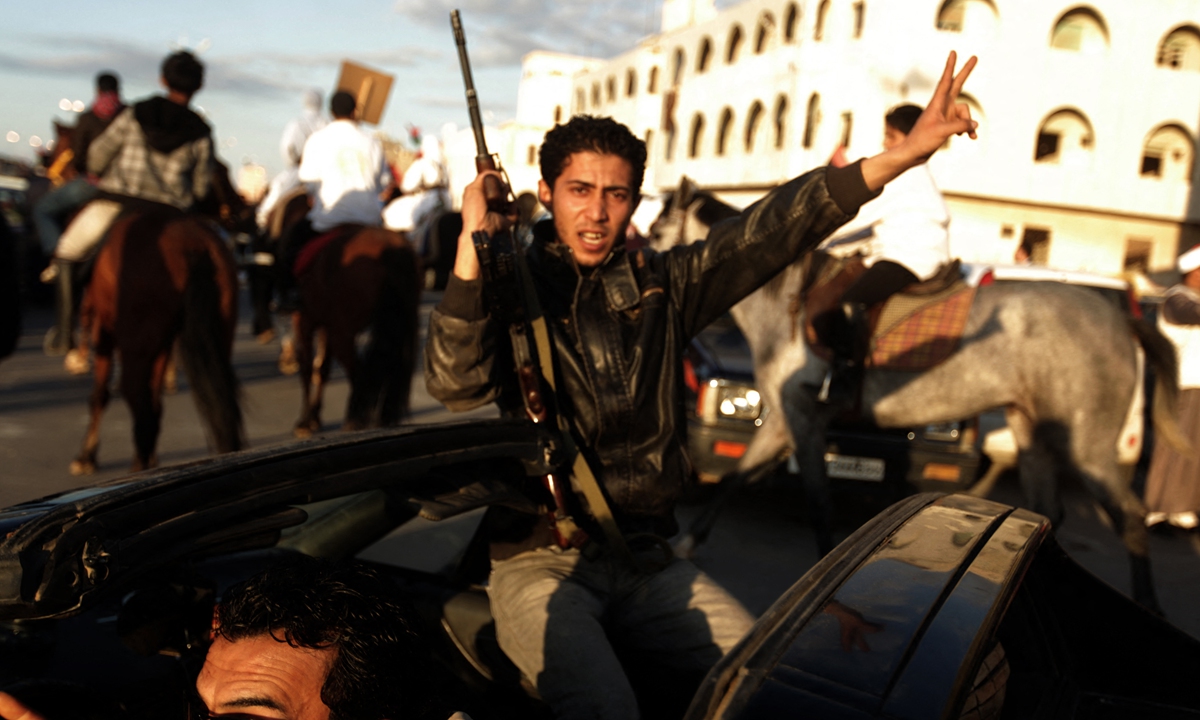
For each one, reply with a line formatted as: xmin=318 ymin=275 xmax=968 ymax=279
xmin=825 ymin=453 xmax=885 ymax=481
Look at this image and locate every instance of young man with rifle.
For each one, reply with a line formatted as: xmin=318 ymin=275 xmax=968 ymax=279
xmin=426 ymin=17 xmax=978 ymax=712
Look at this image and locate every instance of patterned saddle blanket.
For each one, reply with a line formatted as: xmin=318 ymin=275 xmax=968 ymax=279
xmin=802 ymin=253 xmax=975 ymax=371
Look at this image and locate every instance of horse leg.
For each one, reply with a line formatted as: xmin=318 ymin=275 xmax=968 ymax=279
xmin=675 ymin=410 xmax=792 ymax=558
xmin=1012 ymin=413 xmax=1066 ymax=528
xmin=1068 ymin=420 xmax=1162 ymax=613
xmin=781 ymin=372 xmax=838 ymax=557
xmin=120 ymin=351 xmax=163 ymax=472
xmin=70 ymin=327 xmax=114 ymax=475
xmin=328 ymin=328 xmax=367 ymax=430
xmin=293 ymin=312 xmax=320 ymax=437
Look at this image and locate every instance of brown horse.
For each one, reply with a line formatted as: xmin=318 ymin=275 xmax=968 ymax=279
xmin=288 ymin=224 xmax=421 ymax=437
xmin=71 ymin=166 xmax=247 ymax=474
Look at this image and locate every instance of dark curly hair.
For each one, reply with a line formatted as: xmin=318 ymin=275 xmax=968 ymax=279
xmin=161 ymin=51 xmax=204 ymax=95
xmin=539 ymin=115 xmax=646 ymax=193
xmin=215 ymin=558 xmax=429 ymax=720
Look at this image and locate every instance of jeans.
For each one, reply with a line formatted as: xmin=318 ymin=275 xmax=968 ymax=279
xmin=488 ymin=545 xmax=755 ymax=720
xmin=32 ymin=178 xmax=97 ymax=256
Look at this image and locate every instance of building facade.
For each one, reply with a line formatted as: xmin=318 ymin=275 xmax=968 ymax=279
xmin=468 ymin=0 xmax=1200 ymax=280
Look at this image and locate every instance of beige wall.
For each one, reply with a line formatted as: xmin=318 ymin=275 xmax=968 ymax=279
xmin=944 ymin=194 xmax=1183 ymax=276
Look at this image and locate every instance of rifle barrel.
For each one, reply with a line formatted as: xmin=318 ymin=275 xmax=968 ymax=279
xmin=450 ymin=10 xmax=493 ymax=169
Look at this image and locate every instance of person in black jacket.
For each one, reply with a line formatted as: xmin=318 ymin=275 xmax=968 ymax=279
xmin=426 ymin=53 xmax=977 ymax=720
xmin=33 ymin=72 xmax=122 ymax=357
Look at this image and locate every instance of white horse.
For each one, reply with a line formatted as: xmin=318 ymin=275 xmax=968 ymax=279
xmin=652 ymin=177 xmax=1187 ymax=611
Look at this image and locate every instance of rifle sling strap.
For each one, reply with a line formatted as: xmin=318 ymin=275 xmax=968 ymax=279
xmin=516 ymin=254 xmax=639 ymax=571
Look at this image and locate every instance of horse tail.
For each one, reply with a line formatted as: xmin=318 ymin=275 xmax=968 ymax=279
xmin=358 ymin=243 xmax=420 ymax=426
xmin=179 ymin=249 xmax=244 ymax=452
xmin=1130 ymin=316 xmax=1191 ymax=455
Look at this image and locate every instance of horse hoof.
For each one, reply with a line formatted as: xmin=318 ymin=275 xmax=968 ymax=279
xmin=69 ymin=459 xmax=95 ymax=476
xmin=64 ymin=349 xmax=91 ymax=375
xmin=293 ymin=422 xmax=319 ymax=439
xmin=256 ymin=329 xmax=276 ymax=344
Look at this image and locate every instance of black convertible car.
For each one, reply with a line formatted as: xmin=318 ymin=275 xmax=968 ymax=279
xmin=0 ymin=420 xmax=1197 ymax=719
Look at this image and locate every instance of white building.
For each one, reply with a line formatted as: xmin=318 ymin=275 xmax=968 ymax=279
xmin=464 ymin=0 xmax=1200 ymax=280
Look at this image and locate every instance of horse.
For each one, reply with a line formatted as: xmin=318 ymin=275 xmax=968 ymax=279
xmin=280 ymin=221 xmax=421 ymax=437
xmin=71 ymin=162 xmax=248 ymax=475
xmin=650 ymin=176 xmax=1186 ymax=611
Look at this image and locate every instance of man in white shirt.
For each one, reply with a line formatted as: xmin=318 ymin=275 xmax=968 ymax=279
xmin=821 ymin=103 xmax=952 ymax=402
xmin=276 ymin=91 xmax=393 ymax=310
xmin=255 ymin=89 xmax=326 ymax=232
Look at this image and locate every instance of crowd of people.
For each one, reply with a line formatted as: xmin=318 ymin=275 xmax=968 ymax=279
xmin=4 ymin=43 xmax=1200 ymax=720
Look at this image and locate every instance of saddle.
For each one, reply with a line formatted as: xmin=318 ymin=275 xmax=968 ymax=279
xmin=800 ymin=252 xmax=975 ymax=371
xmin=293 ymin=224 xmax=363 ymax=277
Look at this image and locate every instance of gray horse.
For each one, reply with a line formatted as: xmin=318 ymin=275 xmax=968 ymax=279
xmin=651 ymin=177 xmax=1187 ymax=611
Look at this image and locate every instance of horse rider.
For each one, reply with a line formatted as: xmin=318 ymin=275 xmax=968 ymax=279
xmin=34 ymin=71 xmax=124 ymax=356
xmin=382 ymin=132 xmax=450 ymax=252
xmin=45 ymin=51 xmax=214 ymax=374
xmin=255 ymin=89 xmax=327 ymax=233
xmin=426 ymin=52 xmax=975 ymax=719
xmin=275 ymin=91 xmax=394 ymax=312
xmin=819 ymin=103 xmax=952 ymax=402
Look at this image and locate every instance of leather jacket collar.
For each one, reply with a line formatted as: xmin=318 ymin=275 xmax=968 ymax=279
xmin=528 ymin=219 xmax=640 ymax=312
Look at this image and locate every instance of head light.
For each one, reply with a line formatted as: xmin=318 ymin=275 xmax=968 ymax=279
xmin=697 ymin=380 xmax=762 ymax=423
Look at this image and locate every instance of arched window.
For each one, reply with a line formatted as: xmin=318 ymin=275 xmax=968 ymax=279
xmin=935 ymin=0 xmax=997 ymax=34
xmin=755 ymin=12 xmax=775 ymax=53
xmin=773 ymin=94 xmax=789 ymax=149
xmin=803 ymin=93 xmax=820 ymax=149
xmin=689 ymin=113 xmax=706 ymax=159
xmin=527 ymin=145 xmax=537 ymax=165
xmin=852 ymin=2 xmax=865 ymax=38
xmin=1050 ymin=7 xmax=1109 ymax=54
xmin=648 ymin=66 xmax=660 ymax=93
xmin=1141 ymin=124 xmax=1195 ymax=182
xmin=745 ymin=100 xmax=765 ymax=152
xmin=839 ymin=111 xmax=853 ymax=148
xmin=697 ymin=37 xmax=713 ymax=72
xmin=672 ymin=48 xmax=686 ymax=85
xmin=1158 ymin=26 xmax=1200 ymax=71
xmin=606 ymin=76 xmax=617 ymax=102
xmin=814 ymin=0 xmax=829 ymax=41
xmin=575 ymin=89 xmax=585 ymax=113
xmin=727 ymin=24 xmax=744 ymax=63
xmin=554 ymin=105 xmax=563 ymax=123
xmin=1034 ymin=108 xmax=1094 ymax=167
xmin=784 ymin=3 xmax=800 ymax=42
xmin=716 ymin=108 xmax=734 ymax=156
xmin=625 ymin=69 xmax=637 ymax=97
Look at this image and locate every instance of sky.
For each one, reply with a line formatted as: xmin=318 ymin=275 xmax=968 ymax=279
xmin=0 ymin=0 xmax=679 ymax=178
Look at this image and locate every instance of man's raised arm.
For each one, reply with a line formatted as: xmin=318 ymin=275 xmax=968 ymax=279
xmin=860 ymin=52 xmax=978 ymax=192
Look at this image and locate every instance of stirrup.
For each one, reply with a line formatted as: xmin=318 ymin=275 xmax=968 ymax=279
xmin=816 ymin=368 xmax=834 ymax=403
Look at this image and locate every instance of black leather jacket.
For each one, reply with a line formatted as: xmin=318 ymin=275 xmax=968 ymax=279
xmin=425 ymin=163 xmax=875 ymax=544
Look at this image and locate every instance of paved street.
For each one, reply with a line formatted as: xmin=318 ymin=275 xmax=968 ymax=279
xmin=2 ymin=288 xmax=1199 ymax=639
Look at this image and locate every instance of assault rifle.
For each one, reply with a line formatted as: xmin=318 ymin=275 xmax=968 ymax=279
xmin=451 ymin=11 xmax=634 ymax=564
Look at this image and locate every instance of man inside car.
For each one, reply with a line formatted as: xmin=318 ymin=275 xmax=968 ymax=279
xmin=425 ymin=52 xmax=977 ymax=718
xmin=0 ymin=558 xmax=467 ymax=720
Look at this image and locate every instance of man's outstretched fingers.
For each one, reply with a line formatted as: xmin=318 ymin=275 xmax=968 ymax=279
xmin=948 ymin=55 xmax=978 ymax=105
